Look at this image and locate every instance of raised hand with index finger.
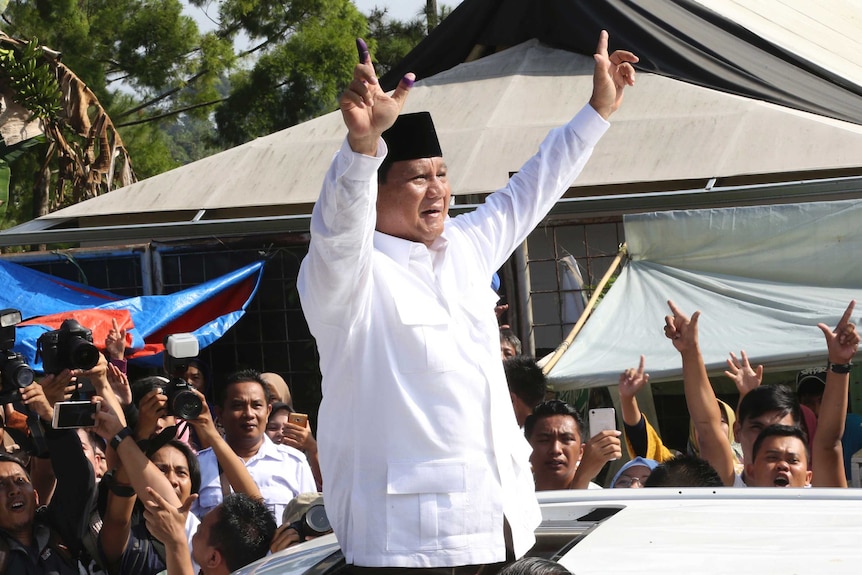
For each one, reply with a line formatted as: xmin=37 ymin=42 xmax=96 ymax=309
xmin=341 ymin=38 xmax=415 ymax=156
xmin=818 ymin=300 xmax=860 ymax=366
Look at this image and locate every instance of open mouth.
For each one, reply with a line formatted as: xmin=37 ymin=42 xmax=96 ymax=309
xmin=421 ymin=209 xmax=441 ymax=217
xmin=9 ymin=501 xmax=24 ymax=510
xmin=773 ymin=476 xmax=790 ymax=487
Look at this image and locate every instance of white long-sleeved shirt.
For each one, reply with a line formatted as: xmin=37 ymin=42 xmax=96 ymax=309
xmin=298 ymin=105 xmax=609 ymax=568
xmin=192 ymin=435 xmax=317 ymax=523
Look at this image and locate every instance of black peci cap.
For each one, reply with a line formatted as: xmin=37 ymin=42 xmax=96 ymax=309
xmin=381 ymin=112 xmax=442 ymax=164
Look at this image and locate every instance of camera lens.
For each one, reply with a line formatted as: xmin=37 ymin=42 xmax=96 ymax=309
xmin=303 ymin=504 xmax=330 ymax=536
xmin=4 ymin=361 xmax=34 ymax=389
xmin=69 ymin=338 xmax=100 ymax=370
xmin=171 ymin=390 xmax=203 ymax=420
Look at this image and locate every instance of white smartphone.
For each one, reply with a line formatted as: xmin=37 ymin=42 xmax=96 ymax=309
xmin=589 ymin=407 xmax=616 ymax=438
xmin=52 ymin=400 xmax=99 ymax=429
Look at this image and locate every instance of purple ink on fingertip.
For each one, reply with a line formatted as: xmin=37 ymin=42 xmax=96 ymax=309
xmin=401 ymin=75 xmax=415 ymax=88
xmin=356 ymin=38 xmax=369 ymax=63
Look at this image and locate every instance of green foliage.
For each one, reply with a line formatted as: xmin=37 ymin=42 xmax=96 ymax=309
xmin=366 ymin=8 xmax=426 ymax=79
xmin=0 ymin=0 xmax=437 ymax=232
xmin=214 ymin=0 xmax=367 ymax=146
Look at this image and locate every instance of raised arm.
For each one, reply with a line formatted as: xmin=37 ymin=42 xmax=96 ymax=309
xmin=143 ymin=488 xmax=196 ymax=575
xmin=618 ymin=357 xmax=674 ymax=461
xmin=812 ymin=300 xmax=859 ymax=488
xmin=187 ymin=388 xmax=261 ymax=498
xmin=297 ymin=39 xmax=414 ymax=329
xmin=665 ymin=300 xmax=736 ymax=486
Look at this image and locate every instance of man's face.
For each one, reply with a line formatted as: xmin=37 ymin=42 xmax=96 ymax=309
xmin=745 ymin=435 xmax=812 ymax=487
xmin=0 ymin=461 xmax=37 ymax=537
xmin=152 ymin=445 xmax=193 ymax=503
xmin=735 ymin=410 xmax=797 ymax=464
xmin=192 ymin=504 xmax=220 ymax=571
xmin=76 ymin=429 xmax=103 ymax=480
xmin=500 ymin=340 xmax=517 ymax=359
xmin=185 ymin=365 xmax=205 ymax=393
xmin=376 ymin=157 xmax=451 ymax=247
xmin=220 ymin=380 xmax=271 ymax=445
xmin=528 ymin=414 xmax=584 ymax=490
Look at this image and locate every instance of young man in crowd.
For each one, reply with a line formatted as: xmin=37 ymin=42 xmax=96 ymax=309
xmin=524 ymin=399 xmax=621 ymax=490
xmin=192 ymin=369 xmax=316 ymax=523
xmin=664 ymin=299 xmax=858 ymax=487
xmin=744 ymin=424 xmax=812 ymax=487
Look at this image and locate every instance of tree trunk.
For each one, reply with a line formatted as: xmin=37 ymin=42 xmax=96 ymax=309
xmin=426 ymin=0 xmax=439 ymax=32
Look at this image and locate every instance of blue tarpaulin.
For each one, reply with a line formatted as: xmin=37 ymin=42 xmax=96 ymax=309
xmin=0 ymin=259 xmax=265 ymax=371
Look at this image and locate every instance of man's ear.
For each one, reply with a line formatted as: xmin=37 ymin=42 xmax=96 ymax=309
xmin=804 ymin=469 xmax=813 ymax=486
xmin=203 ymin=546 xmax=221 ymax=569
xmin=733 ymin=420 xmax=741 ymax=439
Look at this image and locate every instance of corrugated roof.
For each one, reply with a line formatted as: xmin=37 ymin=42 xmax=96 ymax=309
xmin=38 ymin=41 xmax=862 ymax=222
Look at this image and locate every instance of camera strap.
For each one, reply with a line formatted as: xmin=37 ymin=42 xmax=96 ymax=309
xmin=137 ymin=425 xmax=176 ymax=459
xmin=26 ymin=413 xmax=49 ymax=458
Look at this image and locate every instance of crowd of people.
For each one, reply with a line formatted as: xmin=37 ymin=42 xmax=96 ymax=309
xmin=0 ymin=27 xmax=858 ymax=575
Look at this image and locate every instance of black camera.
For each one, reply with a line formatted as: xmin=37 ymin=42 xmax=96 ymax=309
xmin=36 ymin=318 xmax=100 ymax=375
xmin=292 ymin=504 xmax=331 ymax=539
xmin=0 ymin=309 xmax=34 ymax=403
xmin=163 ymin=334 xmax=202 ymax=420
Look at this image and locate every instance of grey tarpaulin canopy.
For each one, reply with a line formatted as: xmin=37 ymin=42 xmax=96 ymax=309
xmin=546 ymin=198 xmax=862 ymax=389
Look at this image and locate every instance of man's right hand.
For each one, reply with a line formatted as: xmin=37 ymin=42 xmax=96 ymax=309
xmin=341 ymin=38 xmax=414 ymax=156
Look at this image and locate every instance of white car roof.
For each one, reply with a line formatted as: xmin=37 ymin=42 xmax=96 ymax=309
xmin=540 ymin=488 xmax=862 ymax=574
xmin=238 ymin=489 xmax=862 ymax=575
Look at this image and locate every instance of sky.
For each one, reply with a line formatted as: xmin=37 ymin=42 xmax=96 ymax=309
xmin=354 ymin=0 xmax=464 ymax=21
xmin=185 ymin=1 xmax=465 ymax=29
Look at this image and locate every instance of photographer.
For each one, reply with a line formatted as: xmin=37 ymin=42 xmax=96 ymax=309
xmin=98 ymin=384 xmax=262 ymax=575
xmin=0 ymin=381 xmax=96 ymax=574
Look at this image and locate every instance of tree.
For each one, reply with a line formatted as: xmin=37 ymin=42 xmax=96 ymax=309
xmin=0 ymin=0 xmax=440 ymax=236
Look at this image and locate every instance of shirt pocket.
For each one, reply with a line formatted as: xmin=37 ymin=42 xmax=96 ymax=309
xmin=386 ymin=460 xmax=469 ymax=552
xmin=390 ymin=293 xmax=459 ymax=374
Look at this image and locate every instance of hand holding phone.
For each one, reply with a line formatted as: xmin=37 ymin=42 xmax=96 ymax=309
xmin=52 ymin=400 xmax=99 ymax=429
xmin=288 ymin=412 xmax=308 ymax=428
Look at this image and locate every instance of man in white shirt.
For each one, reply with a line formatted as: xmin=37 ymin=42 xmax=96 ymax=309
xmin=297 ymin=32 xmax=637 ymax=571
xmin=191 ymin=369 xmax=317 ymax=523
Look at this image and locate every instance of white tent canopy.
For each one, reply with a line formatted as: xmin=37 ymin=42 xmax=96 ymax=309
xmin=26 ymin=41 xmax=862 ymax=222
xmin=546 ymin=198 xmax=862 ymax=389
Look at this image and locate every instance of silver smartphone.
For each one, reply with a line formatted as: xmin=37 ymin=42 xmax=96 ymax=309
xmin=52 ymin=400 xmax=99 ymax=429
xmin=588 ymin=407 xmax=616 ymax=438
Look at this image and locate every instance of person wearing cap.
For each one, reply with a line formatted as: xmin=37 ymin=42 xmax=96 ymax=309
xmin=297 ymin=32 xmax=637 ymax=572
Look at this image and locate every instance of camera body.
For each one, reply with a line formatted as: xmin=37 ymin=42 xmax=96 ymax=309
xmin=37 ymin=318 xmax=100 ymax=375
xmin=0 ymin=309 xmax=34 ymax=403
xmin=163 ymin=334 xmax=202 ymax=420
xmin=163 ymin=376 xmax=202 ymax=420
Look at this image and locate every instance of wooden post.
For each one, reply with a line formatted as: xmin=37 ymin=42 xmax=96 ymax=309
xmin=542 ymin=243 xmax=628 ymax=375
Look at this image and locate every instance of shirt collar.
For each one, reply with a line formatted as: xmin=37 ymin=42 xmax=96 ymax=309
xmin=373 ymin=230 xmax=449 ymax=268
xmin=249 ymin=434 xmax=281 ymax=462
